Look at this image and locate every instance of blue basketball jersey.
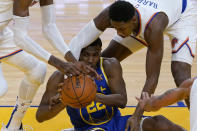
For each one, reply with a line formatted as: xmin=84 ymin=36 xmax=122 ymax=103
xmin=66 ymin=57 xmax=121 ymax=130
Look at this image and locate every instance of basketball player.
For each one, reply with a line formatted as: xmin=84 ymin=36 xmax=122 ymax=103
xmin=136 ymin=77 xmax=197 ymax=131
xmin=36 ymin=38 xmax=186 ymax=131
xmin=68 ymin=0 xmax=197 ymax=130
xmin=1 ymin=0 xmax=96 ymax=131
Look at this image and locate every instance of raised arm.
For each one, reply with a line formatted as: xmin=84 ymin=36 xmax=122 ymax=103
xmin=95 ymin=58 xmax=127 ymax=108
xmin=137 ymin=78 xmax=194 ymax=112
xmin=36 ymin=71 xmax=65 ymax=122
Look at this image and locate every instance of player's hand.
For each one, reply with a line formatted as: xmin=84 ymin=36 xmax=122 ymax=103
xmin=74 ymin=61 xmax=102 ymax=80
xmin=49 ymin=82 xmax=65 ymax=110
xmin=136 ymin=92 xmax=157 ymax=112
xmin=49 ymin=93 xmax=61 ymax=110
xmin=125 ymin=116 xmax=141 ymax=131
xmin=59 ymin=62 xmax=81 ymax=76
xmin=48 ymin=55 xmax=81 ymax=76
xmin=64 ymin=51 xmax=101 ymax=79
xmin=136 ymin=92 xmax=151 ymax=111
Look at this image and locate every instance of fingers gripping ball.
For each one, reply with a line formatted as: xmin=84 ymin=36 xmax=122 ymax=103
xmin=60 ymin=75 xmax=97 ymax=108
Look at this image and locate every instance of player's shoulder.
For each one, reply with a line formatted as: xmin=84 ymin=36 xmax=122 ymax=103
xmin=103 ymin=57 xmax=120 ymax=67
xmin=46 ymin=71 xmax=64 ymax=91
xmin=146 ymin=12 xmax=168 ymax=32
xmin=102 ymin=57 xmax=122 ymax=75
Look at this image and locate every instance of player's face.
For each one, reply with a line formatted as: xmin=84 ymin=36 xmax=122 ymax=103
xmin=79 ymin=45 xmax=101 ymax=69
xmin=111 ymin=19 xmax=135 ymax=38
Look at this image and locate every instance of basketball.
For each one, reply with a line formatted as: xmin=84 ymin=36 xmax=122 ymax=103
xmin=60 ymin=74 xmax=97 ymax=108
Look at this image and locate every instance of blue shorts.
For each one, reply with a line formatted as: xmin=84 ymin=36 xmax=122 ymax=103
xmin=85 ymin=115 xmax=131 ymax=131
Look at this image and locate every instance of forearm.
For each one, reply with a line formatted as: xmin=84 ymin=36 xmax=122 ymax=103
xmin=133 ymin=48 xmax=163 ymax=117
xmin=143 ymin=48 xmax=163 ymax=94
xmin=41 ymin=4 xmax=72 ymax=60
xmin=36 ymin=103 xmax=65 ymax=122
xmin=150 ymin=88 xmax=190 ymax=110
xmin=13 ymin=16 xmax=51 ymax=63
xmin=95 ymin=94 xmax=126 ymax=108
xmin=64 ymin=51 xmax=77 ymax=62
xmin=48 ymin=55 xmax=66 ymax=69
xmin=132 ymin=104 xmax=144 ymax=119
xmin=68 ymin=7 xmax=112 ymax=60
xmin=69 ymin=20 xmax=103 ymax=60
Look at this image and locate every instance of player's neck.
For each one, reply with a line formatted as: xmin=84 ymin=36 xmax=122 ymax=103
xmin=133 ymin=12 xmax=140 ymax=36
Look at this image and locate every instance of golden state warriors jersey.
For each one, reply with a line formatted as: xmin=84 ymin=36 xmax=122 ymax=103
xmin=66 ymin=58 xmax=121 ymax=130
xmin=0 ymin=0 xmax=13 ymax=22
xmin=126 ymin=0 xmax=186 ymax=40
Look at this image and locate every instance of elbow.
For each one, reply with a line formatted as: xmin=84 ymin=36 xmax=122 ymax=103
xmin=119 ymin=103 xmax=126 ymax=109
xmin=36 ymin=118 xmax=44 ymax=123
xmin=119 ymin=97 xmax=127 ymax=109
xmin=36 ymin=111 xmax=45 ymax=123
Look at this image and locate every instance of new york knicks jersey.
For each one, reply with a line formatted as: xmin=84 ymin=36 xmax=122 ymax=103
xmin=66 ymin=57 xmax=121 ymax=130
xmin=126 ymin=0 xmax=186 ymax=39
xmin=0 ymin=0 xmax=13 ymax=22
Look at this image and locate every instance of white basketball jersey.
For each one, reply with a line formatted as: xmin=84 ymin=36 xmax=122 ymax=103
xmin=126 ymin=0 xmax=183 ymax=39
xmin=0 ymin=0 xmax=13 ymax=22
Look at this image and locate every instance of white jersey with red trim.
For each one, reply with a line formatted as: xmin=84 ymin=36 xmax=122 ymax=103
xmin=113 ymin=0 xmax=197 ymax=65
xmin=126 ymin=0 xmax=184 ymax=38
xmin=0 ymin=0 xmax=13 ymax=22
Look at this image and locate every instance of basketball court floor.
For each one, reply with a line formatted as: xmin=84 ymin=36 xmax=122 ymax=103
xmin=0 ymin=0 xmax=195 ymax=130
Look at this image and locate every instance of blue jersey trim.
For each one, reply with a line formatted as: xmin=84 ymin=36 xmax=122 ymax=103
xmin=182 ymin=0 xmax=187 ymax=14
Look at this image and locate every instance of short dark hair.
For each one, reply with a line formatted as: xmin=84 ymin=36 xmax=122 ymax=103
xmin=109 ymin=1 xmax=135 ymax=22
xmin=88 ymin=38 xmax=102 ymax=47
xmin=81 ymin=38 xmax=102 ymax=52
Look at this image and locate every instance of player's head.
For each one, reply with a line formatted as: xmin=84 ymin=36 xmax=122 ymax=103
xmin=109 ymin=1 xmax=136 ymax=37
xmin=79 ymin=38 xmax=102 ymax=68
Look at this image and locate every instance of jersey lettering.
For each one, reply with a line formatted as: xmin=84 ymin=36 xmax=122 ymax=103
xmin=135 ymin=0 xmax=158 ymax=9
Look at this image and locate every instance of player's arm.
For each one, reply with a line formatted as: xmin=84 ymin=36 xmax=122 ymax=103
xmin=132 ymin=12 xmax=169 ymax=118
xmin=143 ymin=12 xmax=169 ymax=94
xmin=36 ymin=71 xmax=65 ymax=123
xmin=137 ymin=78 xmax=194 ymax=111
xmin=39 ymin=0 xmax=76 ymax=62
xmin=39 ymin=0 xmax=100 ymax=78
xmin=95 ymin=58 xmax=127 ymax=108
xmin=69 ymin=6 xmax=111 ymax=60
xmin=139 ymin=88 xmax=189 ymax=111
xmin=125 ymin=13 xmax=169 ymax=131
xmin=13 ymin=0 xmax=53 ymax=63
xmin=13 ymin=0 xmax=85 ymax=76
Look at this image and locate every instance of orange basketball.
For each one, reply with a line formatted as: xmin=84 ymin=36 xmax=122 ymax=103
xmin=60 ymin=74 xmax=97 ymax=108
